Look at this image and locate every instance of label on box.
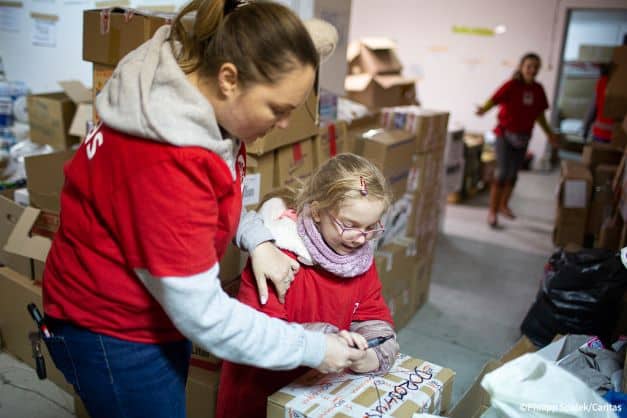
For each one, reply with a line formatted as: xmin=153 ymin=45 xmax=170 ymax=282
xmin=276 ymin=354 xmax=449 ymax=417
xmin=563 ymin=179 xmax=587 ymax=208
xmin=242 ymin=173 xmax=260 ymax=207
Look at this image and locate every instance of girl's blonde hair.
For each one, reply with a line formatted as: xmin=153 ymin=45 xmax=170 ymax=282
xmin=295 ymin=153 xmax=392 ymax=215
xmin=170 ymin=0 xmax=319 ymax=85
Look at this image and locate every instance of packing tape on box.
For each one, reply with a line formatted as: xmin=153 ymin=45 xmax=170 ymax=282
xmin=279 ymin=355 xmax=447 ymax=417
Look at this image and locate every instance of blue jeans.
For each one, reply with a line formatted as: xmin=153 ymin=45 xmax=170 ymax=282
xmin=44 ymin=317 xmax=192 ymax=418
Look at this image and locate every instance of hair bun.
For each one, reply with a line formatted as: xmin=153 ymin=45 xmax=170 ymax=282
xmin=224 ymin=0 xmax=241 ymax=15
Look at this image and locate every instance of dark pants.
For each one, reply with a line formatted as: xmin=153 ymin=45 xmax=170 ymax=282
xmin=44 ymin=317 xmax=191 ymax=418
xmin=495 ymin=135 xmax=527 ymax=185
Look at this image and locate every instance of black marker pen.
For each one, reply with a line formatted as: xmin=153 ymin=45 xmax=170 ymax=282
xmin=27 ymin=303 xmax=51 ymax=338
xmin=366 ymin=335 xmax=394 ymax=348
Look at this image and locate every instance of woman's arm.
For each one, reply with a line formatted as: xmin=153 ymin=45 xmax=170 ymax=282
xmin=476 ymin=99 xmax=495 ymax=116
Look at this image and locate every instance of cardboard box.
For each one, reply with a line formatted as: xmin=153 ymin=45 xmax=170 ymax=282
xmin=313 ymin=120 xmax=349 ymax=165
xmin=0 ymin=196 xmax=33 ymax=278
xmin=449 ymin=336 xmax=538 ymax=418
xmin=0 ymin=267 xmax=74 ymax=394
xmin=92 ymin=64 xmax=116 ymax=121
xmin=275 ymin=138 xmax=315 ymax=188
xmin=582 ymin=142 xmax=624 ymax=172
xmin=346 ymin=38 xmax=403 ymax=75
xmin=243 ymin=152 xmax=275 ymax=209
xmin=267 ymin=353 xmax=455 ymax=417
xmin=598 ymin=214 xmax=623 ymax=251
xmin=354 ymin=128 xmax=416 ymax=185
xmin=246 ymin=87 xmax=319 ymax=156
xmin=375 ymin=241 xmax=419 ymax=299
xmin=187 ymin=366 xmax=221 ymax=418
xmin=83 ymin=8 xmax=175 ymax=66
xmin=586 ymin=164 xmax=617 ymax=236
xmin=604 ymin=45 xmax=627 ymax=119
xmin=27 ymin=92 xmax=78 ymax=150
xmin=554 ymin=161 xmax=592 ymax=247
xmin=381 ymin=107 xmax=450 ymax=153
xmin=345 ymin=74 xmax=416 ymax=110
xmin=578 ymin=44 xmax=616 ymax=63
xmin=612 ymin=121 xmax=627 ymax=149
xmin=24 ymin=150 xmax=76 ymax=214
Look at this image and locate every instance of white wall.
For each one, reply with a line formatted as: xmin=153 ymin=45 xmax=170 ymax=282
xmin=0 ymin=0 xmax=190 ymax=94
xmin=349 ymin=0 xmax=627 ymax=169
xmin=563 ymin=10 xmax=627 ymax=60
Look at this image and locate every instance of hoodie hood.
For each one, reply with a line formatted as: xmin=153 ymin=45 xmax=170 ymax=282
xmin=96 ymin=25 xmax=238 ymax=177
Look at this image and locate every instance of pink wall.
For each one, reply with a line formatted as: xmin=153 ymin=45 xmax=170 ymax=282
xmin=349 ymin=0 xmax=627 ymax=168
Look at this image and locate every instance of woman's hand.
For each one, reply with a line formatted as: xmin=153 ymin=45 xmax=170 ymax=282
xmin=336 ymin=330 xmax=368 ymax=350
xmin=349 ymin=349 xmax=380 ymax=373
xmin=475 ymin=105 xmax=486 ymax=116
xmin=316 ymin=334 xmax=367 ymax=374
xmin=250 ymin=241 xmax=300 ymax=305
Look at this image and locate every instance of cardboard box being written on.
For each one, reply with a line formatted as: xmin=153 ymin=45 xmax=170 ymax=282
xmin=345 ymin=74 xmax=416 ymax=110
xmin=27 ymin=81 xmax=92 ymax=150
xmin=267 ymin=353 xmax=455 ymax=418
xmin=347 ymin=37 xmax=403 ymax=75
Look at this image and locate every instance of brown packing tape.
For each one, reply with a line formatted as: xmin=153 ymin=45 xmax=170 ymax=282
xmin=0 ymin=1 xmax=23 ymax=7
xmin=30 ymin=12 xmax=59 ymax=21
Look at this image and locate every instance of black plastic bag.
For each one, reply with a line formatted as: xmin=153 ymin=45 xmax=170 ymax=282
xmin=520 ymin=248 xmax=627 ymax=348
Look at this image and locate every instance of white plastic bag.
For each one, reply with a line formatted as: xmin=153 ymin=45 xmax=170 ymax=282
xmin=480 ymin=353 xmax=618 ymax=417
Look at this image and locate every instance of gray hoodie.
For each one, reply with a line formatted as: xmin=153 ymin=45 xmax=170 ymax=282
xmin=96 ymin=25 xmax=325 ymax=370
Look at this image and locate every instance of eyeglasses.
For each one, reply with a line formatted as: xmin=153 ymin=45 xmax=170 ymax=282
xmin=328 ymin=213 xmax=385 ymax=241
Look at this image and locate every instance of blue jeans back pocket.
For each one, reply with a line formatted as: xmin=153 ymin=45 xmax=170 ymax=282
xmin=44 ymin=336 xmax=81 ymax=392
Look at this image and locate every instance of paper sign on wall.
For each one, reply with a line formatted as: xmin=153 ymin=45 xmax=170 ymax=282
xmin=0 ymin=1 xmax=23 ymax=32
xmin=30 ymin=12 xmax=57 ymax=47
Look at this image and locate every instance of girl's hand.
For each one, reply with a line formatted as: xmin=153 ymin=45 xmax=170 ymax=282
xmin=250 ymin=241 xmax=300 ymax=305
xmin=337 ymin=330 xmax=368 ymax=351
xmin=475 ymin=105 xmax=486 ymax=116
xmin=349 ymin=348 xmax=380 ymax=373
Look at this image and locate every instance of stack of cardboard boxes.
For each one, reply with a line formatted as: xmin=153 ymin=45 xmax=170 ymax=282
xmin=344 ymin=38 xmax=416 ymax=110
xmin=553 ymin=46 xmax=627 ymax=249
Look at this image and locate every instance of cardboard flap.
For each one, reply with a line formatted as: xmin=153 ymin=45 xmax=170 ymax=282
xmin=361 ymin=37 xmax=397 ymax=50
xmin=346 ymin=41 xmax=361 ymax=63
xmin=69 ymin=103 xmax=94 ymax=137
xmin=374 ymin=75 xmax=415 ymax=89
xmin=4 ymin=207 xmax=51 ymax=262
xmin=58 ymin=80 xmax=92 ymax=104
xmin=344 ymin=74 xmax=373 ymax=92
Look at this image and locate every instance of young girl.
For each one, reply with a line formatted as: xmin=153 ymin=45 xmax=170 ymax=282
xmin=216 ymin=153 xmax=400 ymax=418
xmin=476 ymin=52 xmax=559 ymax=228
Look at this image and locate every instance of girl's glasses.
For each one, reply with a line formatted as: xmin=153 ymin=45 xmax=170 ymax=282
xmin=328 ymin=213 xmax=385 ymax=241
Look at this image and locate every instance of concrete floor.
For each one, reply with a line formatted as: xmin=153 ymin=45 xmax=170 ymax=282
xmin=0 ymin=169 xmax=560 ymax=417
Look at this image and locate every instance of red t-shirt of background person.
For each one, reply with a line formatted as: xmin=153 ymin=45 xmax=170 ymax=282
xmin=592 ymin=75 xmax=613 ymax=142
xmin=43 ymin=123 xmax=244 ymax=343
xmin=216 ymin=255 xmax=394 ymax=418
xmin=491 ymin=78 xmax=549 ymax=137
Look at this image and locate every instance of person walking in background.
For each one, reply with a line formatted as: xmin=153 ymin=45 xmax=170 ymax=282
xmin=476 ymin=52 xmax=560 ymax=228
xmin=583 ymin=63 xmax=615 ymax=143
xmin=217 ymin=153 xmax=400 ymax=418
xmin=41 ymin=2 xmax=363 ymax=418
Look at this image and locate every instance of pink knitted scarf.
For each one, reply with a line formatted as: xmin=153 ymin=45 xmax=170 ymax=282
xmin=296 ymin=206 xmax=373 ymax=278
